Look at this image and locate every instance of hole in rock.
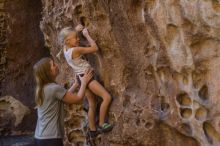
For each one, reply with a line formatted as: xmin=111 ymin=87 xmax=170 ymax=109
xmin=195 ymin=106 xmax=208 ymax=121
xmin=179 ymin=123 xmax=192 ymax=135
xmin=182 ymin=68 xmax=191 ymax=85
xmin=166 ymin=24 xmax=178 ymax=45
xmin=176 ymin=92 xmax=192 ymax=106
xmin=145 ymin=121 xmax=153 ymax=130
xmin=80 ymin=16 xmax=89 ymax=27
xmin=161 ymin=102 xmax=170 ymax=113
xmin=136 ymin=118 xmax=140 ymax=126
xmin=212 ymin=0 xmax=220 ymax=12
xmin=74 ymin=5 xmax=82 ymax=15
xmin=203 ymin=122 xmax=220 ymax=144
xmin=199 ymin=84 xmax=208 ymax=101
xmin=180 ymin=108 xmax=192 ymax=119
xmin=192 ymin=70 xmax=203 ymax=89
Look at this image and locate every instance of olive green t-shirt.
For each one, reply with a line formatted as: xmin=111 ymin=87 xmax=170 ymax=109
xmin=35 ymin=83 xmax=67 ymax=139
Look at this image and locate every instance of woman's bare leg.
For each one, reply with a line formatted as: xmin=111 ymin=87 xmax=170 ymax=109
xmin=85 ymin=89 xmax=96 ymax=131
xmin=88 ymin=80 xmax=111 ymax=126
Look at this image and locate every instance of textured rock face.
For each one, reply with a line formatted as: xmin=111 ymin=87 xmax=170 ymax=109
xmin=40 ymin=0 xmax=220 ymax=146
xmin=0 ymin=0 xmax=8 ymax=89
xmin=1 ymin=0 xmax=49 ymax=106
xmin=0 ymin=96 xmax=30 ymax=135
xmin=0 ymin=0 xmax=49 ymax=136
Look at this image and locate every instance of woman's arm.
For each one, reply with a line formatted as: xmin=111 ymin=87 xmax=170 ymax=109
xmin=62 ymin=84 xmax=86 ymax=104
xmin=68 ymin=77 xmax=78 ymax=93
xmin=62 ymin=69 xmax=92 ymax=104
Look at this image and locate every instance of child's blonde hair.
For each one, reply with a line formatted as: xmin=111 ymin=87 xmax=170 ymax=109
xmin=57 ymin=27 xmax=77 ymax=59
xmin=58 ymin=27 xmax=76 ymax=46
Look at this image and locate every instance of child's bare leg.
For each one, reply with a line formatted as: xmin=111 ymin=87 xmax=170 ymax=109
xmin=85 ymin=89 xmax=97 ymax=131
xmin=88 ymin=80 xmax=111 ymax=126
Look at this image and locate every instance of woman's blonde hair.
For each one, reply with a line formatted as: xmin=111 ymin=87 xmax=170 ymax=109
xmin=33 ymin=57 xmax=54 ymax=106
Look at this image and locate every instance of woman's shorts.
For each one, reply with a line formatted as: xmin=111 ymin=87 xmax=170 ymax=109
xmin=34 ymin=138 xmax=63 ymax=146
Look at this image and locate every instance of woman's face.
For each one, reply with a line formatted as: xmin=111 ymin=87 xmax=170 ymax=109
xmin=65 ymin=32 xmax=79 ymax=47
xmin=50 ymin=60 xmax=59 ymax=79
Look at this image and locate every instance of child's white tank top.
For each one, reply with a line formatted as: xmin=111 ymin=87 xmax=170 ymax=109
xmin=64 ymin=47 xmax=91 ymax=74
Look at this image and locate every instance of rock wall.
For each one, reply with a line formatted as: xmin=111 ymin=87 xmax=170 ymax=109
xmin=39 ymin=0 xmax=220 ymax=146
xmin=0 ymin=0 xmax=8 ymax=91
xmin=0 ymin=0 xmax=49 ymax=136
xmin=0 ymin=96 xmax=30 ymax=135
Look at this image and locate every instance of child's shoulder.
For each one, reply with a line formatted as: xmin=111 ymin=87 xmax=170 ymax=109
xmin=64 ymin=47 xmax=74 ymax=52
xmin=66 ymin=47 xmax=79 ymax=51
xmin=65 ymin=47 xmax=79 ymax=57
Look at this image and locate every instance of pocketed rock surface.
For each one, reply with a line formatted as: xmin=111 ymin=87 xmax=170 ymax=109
xmin=2 ymin=0 xmax=220 ymax=146
xmin=0 ymin=0 xmax=49 ymax=136
xmin=39 ymin=0 xmax=220 ymax=146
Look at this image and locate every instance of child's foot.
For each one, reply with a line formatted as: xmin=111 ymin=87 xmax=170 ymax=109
xmin=88 ymin=130 xmax=99 ymax=139
xmin=98 ymin=123 xmax=113 ymax=133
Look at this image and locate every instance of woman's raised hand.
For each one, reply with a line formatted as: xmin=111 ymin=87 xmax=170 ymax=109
xmin=79 ymin=68 xmax=93 ymax=86
xmin=72 ymin=75 xmax=79 ymax=88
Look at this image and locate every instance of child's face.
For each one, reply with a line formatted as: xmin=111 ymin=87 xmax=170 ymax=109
xmin=65 ymin=31 xmax=79 ymax=47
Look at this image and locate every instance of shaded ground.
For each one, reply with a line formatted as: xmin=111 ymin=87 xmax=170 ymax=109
xmin=0 ymin=135 xmax=34 ymax=146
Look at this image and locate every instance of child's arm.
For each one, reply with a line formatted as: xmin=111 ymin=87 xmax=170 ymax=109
xmin=75 ymin=24 xmax=84 ymax=32
xmin=72 ymin=28 xmax=98 ymax=57
xmin=82 ymin=28 xmax=98 ymax=51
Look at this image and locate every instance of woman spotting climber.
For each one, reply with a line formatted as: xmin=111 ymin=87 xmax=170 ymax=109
xmin=33 ymin=57 xmax=93 ymax=146
xmin=59 ymin=24 xmax=113 ymax=138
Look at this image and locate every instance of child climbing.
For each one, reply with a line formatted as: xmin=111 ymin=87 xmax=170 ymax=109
xmin=59 ymin=24 xmax=113 ymax=138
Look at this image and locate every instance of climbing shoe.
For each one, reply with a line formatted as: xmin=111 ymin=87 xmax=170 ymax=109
xmin=88 ymin=130 xmax=99 ymax=139
xmin=97 ymin=123 xmax=113 ymax=133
